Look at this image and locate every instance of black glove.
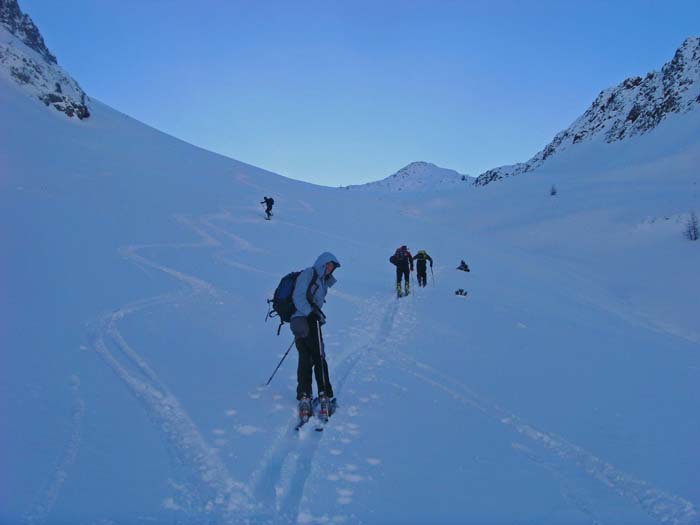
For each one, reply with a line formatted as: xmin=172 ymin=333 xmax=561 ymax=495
xmin=311 ymin=308 xmax=326 ymax=326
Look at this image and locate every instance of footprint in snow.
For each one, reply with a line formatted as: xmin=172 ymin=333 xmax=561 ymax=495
xmin=235 ymin=425 xmax=261 ymax=436
xmin=342 ymin=473 xmax=364 ymax=483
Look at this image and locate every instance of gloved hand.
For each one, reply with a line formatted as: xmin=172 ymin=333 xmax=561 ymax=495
xmin=311 ymin=308 xmax=326 ymax=326
xmin=290 ymin=316 xmax=309 ymax=339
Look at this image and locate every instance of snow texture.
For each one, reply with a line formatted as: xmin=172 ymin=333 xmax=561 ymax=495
xmin=1 ymin=12 xmax=700 ymax=525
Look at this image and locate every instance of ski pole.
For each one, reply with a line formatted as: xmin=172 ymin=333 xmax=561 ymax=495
xmin=265 ymin=339 xmax=295 ymax=385
xmin=430 ymin=265 xmax=435 ymax=287
xmin=317 ymin=320 xmax=331 ymax=420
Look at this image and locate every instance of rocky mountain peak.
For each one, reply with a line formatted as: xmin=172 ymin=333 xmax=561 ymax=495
xmin=0 ymin=0 xmax=56 ymax=64
xmin=0 ymin=0 xmax=90 ymax=119
xmin=345 ymin=161 xmax=471 ymax=192
xmin=474 ymin=36 xmax=700 ymax=187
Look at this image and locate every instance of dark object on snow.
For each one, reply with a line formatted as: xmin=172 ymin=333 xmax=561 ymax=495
xmin=391 ymin=245 xmax=414 ymax=296
xmin=292 ymin=252 xmax=340 ymax=402
xmin=455 ymin=289 xmax=468 ymax=296
xmin=457 ymin=260 xmax=470 ymax=272
xmin=685 ymin=211 xmax=699 ymax=241
xmin=261 ymin=196 xmax=274 ymax=219
xmin=415 ymin=250 xmax=433 ymax=287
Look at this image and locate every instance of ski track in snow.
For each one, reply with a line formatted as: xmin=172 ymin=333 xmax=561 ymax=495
xmin=383 ymin=293 xmax=698 ymax=525
xmin=284 ymin=284 xmax=699 ymax=525
xmin=86 ymin=206 xmax=369 ymax=524
xmin=84 ymin=205 xmax=698 ymax=525
xmin=24 ymin=377 xmax=85 ymax=525
xmin=512 ymin=442 xmax=604 ymax=525
xmin=88 ymin=212 xmax=262 ymax=523
xmin=247 ymin=297 xmax=399 ymax=524
xmin=216 ymin=204 xmax=371 ymax=249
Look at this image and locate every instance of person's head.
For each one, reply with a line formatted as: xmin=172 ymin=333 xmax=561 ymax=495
xmin=325 ymin=260 xmax=340 ymax=276
xmin=314 ymin=252 xmax=341 ymax=278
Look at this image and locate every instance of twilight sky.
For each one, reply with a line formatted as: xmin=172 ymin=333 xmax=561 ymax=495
xmin=21 ymin=0 xmax=700 ymax=186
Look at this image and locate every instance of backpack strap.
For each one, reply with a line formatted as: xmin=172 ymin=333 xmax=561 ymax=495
xmin=306 ymin=268 xmax=319 ymax=306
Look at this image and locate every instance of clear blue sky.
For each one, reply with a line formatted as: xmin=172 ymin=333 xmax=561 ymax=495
xmin=21 ymin=0 xmax=700 ymax=186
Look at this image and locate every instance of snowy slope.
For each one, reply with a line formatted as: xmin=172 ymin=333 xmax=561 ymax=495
xmin=345 ymin=161 xmax=472 ymax=192
xmin=2 ymin=8 xmax=700 ymax=525
xmin=475 ymin=36 xmax=700 ymax=186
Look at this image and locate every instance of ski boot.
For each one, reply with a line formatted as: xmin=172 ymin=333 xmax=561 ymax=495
xmin=396 ymin=283 xmax=403 ymax=298
xmin=297 ymin=395 xmax=312 ymax=428
xmin=317 ymin=392 xmax=331 ymax=424
xmin=404 ymin=281 xmax=410 ymax=296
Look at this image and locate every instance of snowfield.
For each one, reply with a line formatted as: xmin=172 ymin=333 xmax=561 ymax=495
xmin=2 ymin=48 xmax=700 ymax=525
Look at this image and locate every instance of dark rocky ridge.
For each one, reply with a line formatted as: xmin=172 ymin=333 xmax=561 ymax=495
xmin=0 ymin=0 xmax=55 ymax=63
xmin=0 ymin=0 xmax=90 ymax=119
xmin=474 ymin=37 xmax=700 ymax=187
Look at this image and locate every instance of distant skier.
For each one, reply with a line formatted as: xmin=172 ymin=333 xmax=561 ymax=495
xmin=389 ymin=245 xmax=413 ymax=297
xmin=260 ymin=196 xmax=274 ymax=220
xmin=290 ymin=252 xmax=341 ymax=426
xmin=415 ymin=250 xmax=433 ymax=287
xmin=457 ymin=260 xmax=470 ymax=272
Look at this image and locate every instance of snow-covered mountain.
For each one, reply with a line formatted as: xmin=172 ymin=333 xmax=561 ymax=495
xmin=0 ymin=0 xmax=90 ymax=119
xmin=2 ymin=5 xmax=700 ymax=525
xmin=475 ymin=36 xmax=700 ymax=186
xmin=346 ymin=161 xmax=472 ymax=192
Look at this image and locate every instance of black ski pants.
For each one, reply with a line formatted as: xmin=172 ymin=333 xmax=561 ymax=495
xmin=416 ymin=262 xmax=428 ymax=286
xmin=295 ymin=316 xmax=333 ymax=400
xmin=395 ymin=264 xmax=410 ymax=284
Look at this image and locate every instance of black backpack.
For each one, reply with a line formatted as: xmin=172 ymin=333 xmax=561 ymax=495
xmin=391 ymin=248 xmax=407 ymax=264
xmin=267 ymin=269 xmax=318 ymax=334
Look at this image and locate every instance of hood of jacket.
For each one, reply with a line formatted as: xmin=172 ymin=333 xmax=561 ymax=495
xmin=313 ymin=251 xmax=341 ymax=287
